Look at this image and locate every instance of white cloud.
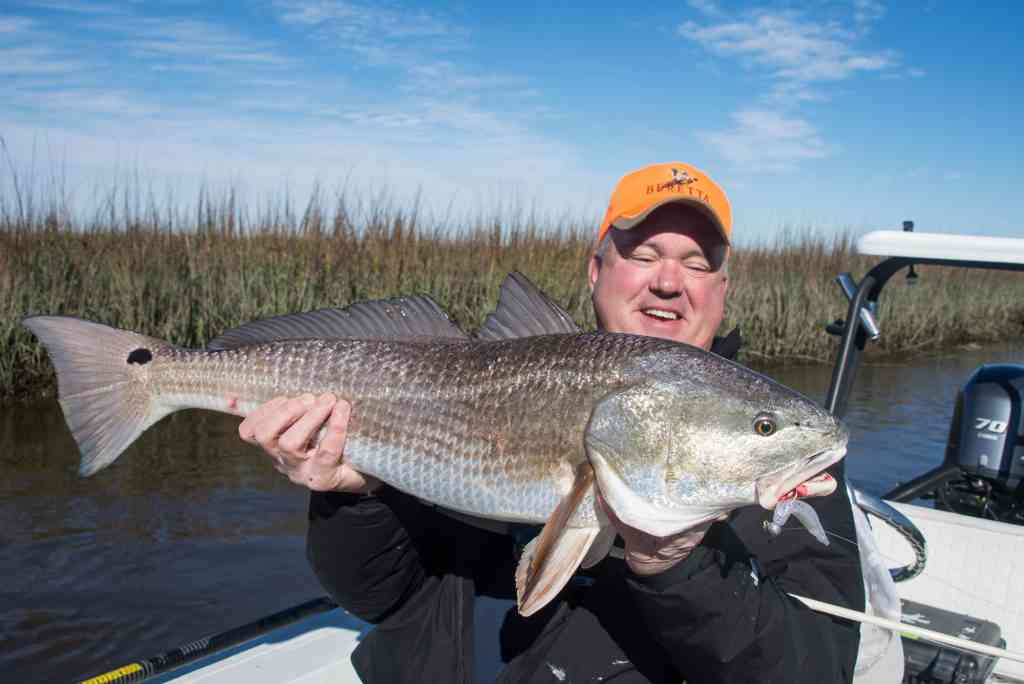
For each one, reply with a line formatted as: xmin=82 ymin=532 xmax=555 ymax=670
xmin=403 ymin=60 xmax=529 ymax=95
xmin=680 ymin=6 xmax=897 ymax=171
xmin=272 ymin=0 xmax=511 ymax=98
xmin=1 ymin=0 xmax=600 ymax=223
xmin=680 ymin=12 xmax=895 ymax=90
xmin=342 ymin=110 xmax=426 ymax=130
xmin=853 ymin=0 xmax=886 ymax=26
xmin=700 ymin=109 xmax=831 ymax=171
xmin=0 ymin=15 xmax=91 ymax=78
xmin=0 ymin=109 xmax=605 ymax=225
xmin=0 ymin=16 xmax=34 ymax=33
xmin=14 ymin=88 xmax=156 ymax=116
xmin=0 ymin=46 xmax=87 ymax=75
xmin=264 ymin=0 xmax=549 ymax=177
xmin=687 ymin=0 xmax=722 ymax=18
xmin=276 ymin=0 xmax=451 ymax=40
xmin=91 ymin=17 xmax=292 ymax=67
xmin=25 ymin=0 xmax=123 ymax=13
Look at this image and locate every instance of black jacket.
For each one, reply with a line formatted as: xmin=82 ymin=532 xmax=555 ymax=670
xmin=306 ymin=335 xmax=864 ymax=683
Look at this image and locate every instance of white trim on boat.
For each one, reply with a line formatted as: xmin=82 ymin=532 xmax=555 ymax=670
xmin=856 ymin=231 xmax=1024 ymax=265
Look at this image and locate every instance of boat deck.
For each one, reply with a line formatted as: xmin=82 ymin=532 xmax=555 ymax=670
xmin=136 ymin=500 xmax=1024 ymax=683
xmin=149 ymin=609 xmax=368 ymax=684
xmin=873 ymin=502 xmax=1024 ymax=682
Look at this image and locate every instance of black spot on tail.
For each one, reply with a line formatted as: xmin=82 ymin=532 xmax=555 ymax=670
xmin=127 ymin=348 xmax=153 ymax=365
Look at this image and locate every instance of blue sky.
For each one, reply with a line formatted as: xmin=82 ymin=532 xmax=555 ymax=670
xmin=2 ymin=0 xmax=1022 ymax=242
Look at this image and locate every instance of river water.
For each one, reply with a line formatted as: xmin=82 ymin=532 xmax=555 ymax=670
xmin=2 ymin=341 xmax=1022 ymax=683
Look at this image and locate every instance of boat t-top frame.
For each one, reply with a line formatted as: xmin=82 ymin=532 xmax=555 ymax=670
xmin=824 ymin=223 xmax=1024 ymax=420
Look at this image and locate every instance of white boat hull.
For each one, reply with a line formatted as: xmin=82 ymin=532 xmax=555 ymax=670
xmin=872 ymin=501 xmax=1024 ymax=682
xmin=148 ymin=609 xmax=369 ymax=684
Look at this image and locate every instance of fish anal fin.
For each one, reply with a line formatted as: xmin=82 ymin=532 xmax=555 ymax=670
xmin=515 ymin=462 xmax=597 ymax=616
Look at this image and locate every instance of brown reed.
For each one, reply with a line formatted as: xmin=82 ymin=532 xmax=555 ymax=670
xmin=2 ymin=180 xmax=1022 ymax=400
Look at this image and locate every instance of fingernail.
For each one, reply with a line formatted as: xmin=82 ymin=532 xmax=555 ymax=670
xmin=318 ymin=393 xmax=335 ymax=405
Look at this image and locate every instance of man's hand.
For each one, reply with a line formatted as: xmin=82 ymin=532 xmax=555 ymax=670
xmin=597 ymin=491 xmax=719 ymax=576
xmin=237 ymin=393 xmax=380 ymax=494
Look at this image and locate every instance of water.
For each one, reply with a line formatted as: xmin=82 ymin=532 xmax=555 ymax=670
xmin=2 ymin=341 xmax=1021 ymax=683
xmin=767 ymin=342 xmax=1023 ymax=493
xmin=1 ymin=409 xmax=324 ymax=683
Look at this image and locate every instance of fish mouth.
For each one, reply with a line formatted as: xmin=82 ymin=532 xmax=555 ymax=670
xmin=753 ymin=444 xmax=846 ymax=510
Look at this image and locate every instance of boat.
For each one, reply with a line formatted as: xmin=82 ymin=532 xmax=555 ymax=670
xmin=831 ymin=226 xmax=1024 ymax=683
xmin=78 ymin=225 xmax=1024 ymax=684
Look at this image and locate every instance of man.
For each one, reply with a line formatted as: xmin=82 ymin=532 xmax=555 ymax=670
xmin=239 ymin=162 xmax=865 ymax=682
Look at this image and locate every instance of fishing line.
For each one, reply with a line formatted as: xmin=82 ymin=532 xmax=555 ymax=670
xmin=822 ymin=530 xmax=859 ymax=548
xmin=767 ymin=524 xmax=860 ymax=549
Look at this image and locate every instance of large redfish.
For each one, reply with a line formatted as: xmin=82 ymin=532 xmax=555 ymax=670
xmin=22 ymin=273 xmax=846 ymax=615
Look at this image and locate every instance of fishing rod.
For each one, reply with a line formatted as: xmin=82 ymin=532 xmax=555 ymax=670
xmin=77 ymin=597 xmax=336 ymax=684
xmin=790 ymin=593 xmax=1024 ymax=665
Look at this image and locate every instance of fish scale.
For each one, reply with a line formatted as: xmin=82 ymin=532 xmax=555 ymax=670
xmin=135 ymin=333 xmax=668 ymax=522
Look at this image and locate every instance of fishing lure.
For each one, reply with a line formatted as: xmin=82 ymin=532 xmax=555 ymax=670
xmin=765 ymin=499 xmax=830 ymax=546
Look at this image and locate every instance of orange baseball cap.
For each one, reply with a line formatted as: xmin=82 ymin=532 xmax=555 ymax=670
xmin=597 ymin=162 xmax=732 ymax=247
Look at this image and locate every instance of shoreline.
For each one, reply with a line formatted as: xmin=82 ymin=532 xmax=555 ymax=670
xmin=4 ymin=226 xmax=1022 ymax=401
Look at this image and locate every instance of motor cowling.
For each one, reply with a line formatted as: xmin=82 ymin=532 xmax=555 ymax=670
xmin=946 ymin=364 xmax=1024 ymax=494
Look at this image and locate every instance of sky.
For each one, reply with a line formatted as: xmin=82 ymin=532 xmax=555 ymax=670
xmin=2 ymin=0 xmax=1022 ymax=243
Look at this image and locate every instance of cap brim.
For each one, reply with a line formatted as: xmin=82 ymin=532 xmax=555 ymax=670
xmin=611 ymin=197 xmax=730 ymax=245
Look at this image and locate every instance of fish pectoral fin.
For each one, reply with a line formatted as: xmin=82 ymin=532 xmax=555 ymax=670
xmin=581 ymin=523 xmax=616 ymax=569
xmin=516 ymin=527 xmax=599 ymax=617
xmin=515 ymin=462 xmax=597 ymax=616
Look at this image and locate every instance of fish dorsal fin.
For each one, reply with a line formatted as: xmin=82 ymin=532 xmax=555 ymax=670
xmin=207 ymin=295 xmax=466 ymax=349
xmin=515 ymin=462 xmax=600 ymax=616
xmin=476 ymin=272 xmax=581 ymax=341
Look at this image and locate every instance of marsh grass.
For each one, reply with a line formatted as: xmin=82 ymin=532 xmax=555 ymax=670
xmin=2 ymin=177 xmax=1022 ymax=400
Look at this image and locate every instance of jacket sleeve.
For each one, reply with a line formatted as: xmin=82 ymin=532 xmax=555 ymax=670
xmin=625 ymin=461 xmax=865 ymax=684
xmin=306 ymin=486 xmax=521 ymax=684
xmin=306 ymin=487 xmax=429 ymax=623
xmin=306 ymin=485 xmax=520 ymax=623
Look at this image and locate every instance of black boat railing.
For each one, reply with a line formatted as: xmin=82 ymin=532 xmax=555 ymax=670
xmin=824 ymin=222 xmax=1024 ymax=421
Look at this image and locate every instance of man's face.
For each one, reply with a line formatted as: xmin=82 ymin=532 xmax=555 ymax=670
xmin=588 ymin=204 xmax=729 ymax=350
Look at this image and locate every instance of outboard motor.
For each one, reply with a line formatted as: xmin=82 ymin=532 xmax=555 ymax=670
xmin=885 ymin=363 xmax=1024 ymax=525
xmin=937 ymin=364 xmax=1024 ymax=523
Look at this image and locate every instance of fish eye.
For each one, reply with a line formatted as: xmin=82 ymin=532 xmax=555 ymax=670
xmin=753 ymin=415 xmax=777 ymax=437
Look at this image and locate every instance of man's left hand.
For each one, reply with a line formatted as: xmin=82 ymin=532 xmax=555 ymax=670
xmin=597 ymin=491 xmax=721 ymax=576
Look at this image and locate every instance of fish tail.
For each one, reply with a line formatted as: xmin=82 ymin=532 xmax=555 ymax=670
xmin=22 ymin=315 xmax=173 ymax=476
